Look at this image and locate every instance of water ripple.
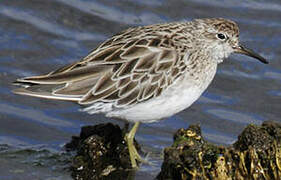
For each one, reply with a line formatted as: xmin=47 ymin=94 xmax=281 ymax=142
xmin=204 ymin=108 xmax=265 ymax=125
xmin=199 ymin=92 xmax=238 ymax=105
xmin=0 ymin=27 xmax=34 ymax=50
xmin=0 ymin=136 xmax=32 ymax=147
xmin=56 ymin=0 xmax=166 ymax=25
xmin=0 ymin=6 xmax=106 ymax=41
xmin=0 ymin=103 xmax=73 ymax=127
xmin=191 ymin=0 xmax=281 ymax=12
xmin=202 ymin=128 xmax=236 ymax=145
xmin=218 ymin=69 xmax=264 ymax=79
xmin=268 ymin=90 xmax=281 ymax=97
xmin=264 ymin=68 xmax=281 ymax=81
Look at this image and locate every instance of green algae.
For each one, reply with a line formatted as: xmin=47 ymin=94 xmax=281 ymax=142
xmin=157 ymin=121 xmax=281 ymax=180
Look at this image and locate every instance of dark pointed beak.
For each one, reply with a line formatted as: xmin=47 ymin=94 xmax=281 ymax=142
xmin=233 ymin=44 xmax=268 ymax=64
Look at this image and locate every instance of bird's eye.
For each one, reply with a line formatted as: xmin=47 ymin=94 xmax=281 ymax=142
xmin=217 ymin=33 xmax=226 ymax=40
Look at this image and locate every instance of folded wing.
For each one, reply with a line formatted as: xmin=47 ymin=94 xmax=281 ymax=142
xmin=14 ymin=31 xmax=183 ymax=108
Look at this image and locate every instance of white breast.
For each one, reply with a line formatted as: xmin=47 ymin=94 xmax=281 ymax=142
xmin=106 ymin=65 xmax=217 ymax=123
xmin=83 ymin=62 xmax=218 ymax=123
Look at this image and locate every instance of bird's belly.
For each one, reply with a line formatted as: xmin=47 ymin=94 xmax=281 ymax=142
xmin=107 ymin=79 xmax=205 ymax=123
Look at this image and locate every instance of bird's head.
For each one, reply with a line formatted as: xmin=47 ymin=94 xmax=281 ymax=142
xmin=192 ymin=18 xmax=268 ymax=64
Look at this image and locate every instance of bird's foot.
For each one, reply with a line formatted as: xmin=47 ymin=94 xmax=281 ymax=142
xmin=125 ymin=134 xmax=143 ymax=169
xmin=124 ymin=122 xmax=147 ymax=169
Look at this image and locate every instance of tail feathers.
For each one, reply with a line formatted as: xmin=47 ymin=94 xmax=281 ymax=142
xmin=15 ymin=64 xmax=111 ymax=84
xmin=13 ymin=86 xmax=82 ymax=101
xmin=13 ymin=81 xmax=38 ymax=88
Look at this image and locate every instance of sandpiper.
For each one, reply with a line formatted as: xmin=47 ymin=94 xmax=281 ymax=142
xmin=13 ymin=18 xmax=268 ymax=168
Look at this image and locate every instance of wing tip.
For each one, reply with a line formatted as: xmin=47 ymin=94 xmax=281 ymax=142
xmin=12 ymin=87 xmax=81 ymax=102
xmin=12 ymin=88 xmax=28 ymax=95
xmin=14 ymin=74 xmax=55 ymax=85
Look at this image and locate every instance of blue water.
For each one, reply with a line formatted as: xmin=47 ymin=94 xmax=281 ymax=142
xmin=0 ymin=0 xmax=280 ymax=179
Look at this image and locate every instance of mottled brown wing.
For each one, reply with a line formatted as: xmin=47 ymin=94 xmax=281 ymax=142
xmin=75 ymin=36 xmax=182 ymax=107
xmin=14 ymin=33 xmax=183 ymax=107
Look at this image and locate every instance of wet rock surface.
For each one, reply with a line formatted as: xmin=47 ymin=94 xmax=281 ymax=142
xmin=157 ymin=121 xmax=281 ymax=180
xmin=63 ymin=121 xmax=281 ymax=179
xmin=65 ymin=123 xmax=140 ymax=180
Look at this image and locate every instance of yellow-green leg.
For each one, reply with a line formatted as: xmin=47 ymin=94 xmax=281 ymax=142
xmin=125 ymin=122 xmax=142 ymax=168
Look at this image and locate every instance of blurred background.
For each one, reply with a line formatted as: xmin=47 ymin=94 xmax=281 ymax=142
xmin=0 ymin=0 xmax=280 ymax=179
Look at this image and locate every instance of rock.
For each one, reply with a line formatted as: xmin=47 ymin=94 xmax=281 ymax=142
xmin=157 ymin=121 xmax=281 ymax=180
xmin=65 ymin=123 xmax=140 ymax=180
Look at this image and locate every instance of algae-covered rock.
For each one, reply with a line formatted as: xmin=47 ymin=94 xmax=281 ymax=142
xmin=65 ymin=123 xmax=140 ymax=180
xmin=157 ymin=121 xmax=281 ymax=180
